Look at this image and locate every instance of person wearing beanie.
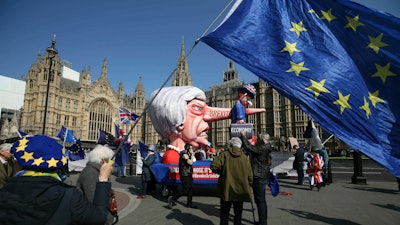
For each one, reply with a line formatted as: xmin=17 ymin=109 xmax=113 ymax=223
xmin=0 ymin=135 xmax=114 ymax=225
xmin=210 ymin=137 xmax=253 ymax=225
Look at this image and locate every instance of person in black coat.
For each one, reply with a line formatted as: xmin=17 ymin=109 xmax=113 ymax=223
xmin=240 ymin=131 xmax=272 ymax=225
xmin=0 ymin=135 xmax=113 ymax=225
xmin=293 ymin=145 xmax=307 ymax=185
xmin=138 ymin=144 xmax=157 ymax=198
xmin=168 ymin=143 xmax=197 ymax=209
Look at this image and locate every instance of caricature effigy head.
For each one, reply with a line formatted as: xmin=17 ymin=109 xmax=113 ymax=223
xmin=148 ymin=86 xmax=266 ymax=164
xmin=148 ymin=86 xmax=226 ymax=149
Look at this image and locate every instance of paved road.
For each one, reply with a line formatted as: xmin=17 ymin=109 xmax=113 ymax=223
xmin=66 ymin=167 xmax=400 ymax=225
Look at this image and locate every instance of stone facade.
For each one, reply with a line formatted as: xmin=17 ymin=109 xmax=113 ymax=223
xmin=20 ymin=39 xmax=148 ymax=147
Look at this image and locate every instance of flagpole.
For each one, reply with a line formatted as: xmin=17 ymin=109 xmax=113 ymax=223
xmin=63 ymin=128 xmax=67 ymax=148
xmin=322 ymin=134 xmax=334 ymax=145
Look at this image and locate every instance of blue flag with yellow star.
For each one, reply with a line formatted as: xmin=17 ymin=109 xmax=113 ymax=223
xmin=200 ymin=0 xmax=400 ymax=177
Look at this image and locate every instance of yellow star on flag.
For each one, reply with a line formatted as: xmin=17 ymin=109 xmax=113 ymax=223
xmin=61 ymin=156 xmax=68 ymax=165
xmin=15 ymin=137 xmax=29 ymax=152
xmin=345 ymin=15 xmax=364 ymax=32
xmin=290 ymin=21 xmax=307 ymax=37
xmin=321 ymin=8 xmax=337 ymax=23
xmin=32 ymin=157 xmax=45 ymax=167
xmin=281 ymin=40 xmax=301 ymax=56
xmin=368 ymin=90 xmax=385 ymax=107
xmin=20 ymin=151 xmax=34 ymax=162
xmin=360 ymin=97 xmax=371 ymax=118
xmin=333 ymin=91 xmax=352 ymax=114
xmin=372 ymin=63 xmax=396 ymax=84
xmin=47 ymin=157 xmax=59 ymax=168
xmin=306 ymin=79 xmax=330 ymax=99
xmin=286 ymin=61 xmax=309 ymax=76
xmin=367 ymin=33 xmax=388 ymax=54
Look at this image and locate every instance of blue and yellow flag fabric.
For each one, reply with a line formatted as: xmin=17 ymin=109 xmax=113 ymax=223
xmin=201 ymin=0 xmax=400 ymax=177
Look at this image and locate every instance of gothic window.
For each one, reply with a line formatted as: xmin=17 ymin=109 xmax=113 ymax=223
xmin=88 ymin=99 xmax=114 ymax=141
xmin=66 ymin=99 xmax=71 ymax=111
xmin=74 ymin=101 xmax=78 ymax=112
xmin=58 ymin=97 xmax=63 ymax=109
xmin=64 ymin=115 xmax=69 ymax=126
xmin=29 ymin=80 xmax=33 ymax=89
xmin=56 ymin=114 xmax=61 ymax=125
xmin=72 ymin=116 xmax=77 ymax=126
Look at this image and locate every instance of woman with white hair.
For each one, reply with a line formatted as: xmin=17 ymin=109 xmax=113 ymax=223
xmin=76 ymin=144 xmax=115 ymax=225
xmin=0 ymin=143 xmax=15 ymax=189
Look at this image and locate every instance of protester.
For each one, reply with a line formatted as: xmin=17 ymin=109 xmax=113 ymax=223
xmin=0 ymin=135 xmax=114 ymax=225
xmin=0 ymin=143 xmax=15 ymax=189
xmin=210 ymin=137 xmax=253 ymax=225
xmin=293 ymin=145 xmax=307 ymax=185
xmin=319 ymin=147 xmax=331 ymax=186
xmin=115 ymin=150 xmax=126 ymax=177
xmin=138 ymin=144 xmax=157 ymax=198
xmin=195 ymin=147 xmax=206 ymax=161
xmin=76 ymin=144 xmax=115 ymax=225
xmin=307 ymin=147 xmax=324 ymax=191
xmin=240 ymin=131 xmax=272 ymax=225
xmin=168 ymin=143 xmax=197 ymax=209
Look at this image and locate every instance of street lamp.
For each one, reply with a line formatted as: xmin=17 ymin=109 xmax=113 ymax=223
xmin=42 ymin=35 xmax=58 ymax=135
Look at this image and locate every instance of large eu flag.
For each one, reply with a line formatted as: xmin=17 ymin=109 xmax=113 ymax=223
xmin=201 ymin=0 xmax=400 ymax=177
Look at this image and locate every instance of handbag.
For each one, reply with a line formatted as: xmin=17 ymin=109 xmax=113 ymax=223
xmin=292 ymin=158 xmax=299 ymax=170
xmin=109 ymin=190 xmax=119 ymax=225
xmin=268 ymin=171 xmax=280 ymax=197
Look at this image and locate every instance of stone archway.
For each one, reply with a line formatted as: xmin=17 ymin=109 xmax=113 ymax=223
xmin=87 ymin=98 xmax=115 ymax=141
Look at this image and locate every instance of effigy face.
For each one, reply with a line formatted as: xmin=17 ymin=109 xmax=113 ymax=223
xmin=181 ymin=99 xmax=210 ymax=148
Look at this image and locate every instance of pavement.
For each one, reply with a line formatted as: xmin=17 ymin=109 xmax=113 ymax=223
xmin=65 ymin=168 xmax=400 ymax=225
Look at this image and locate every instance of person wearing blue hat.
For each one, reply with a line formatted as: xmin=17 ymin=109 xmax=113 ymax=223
xmin=0 ymin=135 xmax=114 ymax=225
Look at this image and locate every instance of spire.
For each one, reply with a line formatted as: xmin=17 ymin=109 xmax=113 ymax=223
xmin=179 ymin=36 xmax=186 ymax=61
xmin=101 ymin=58 xmax=108 ymax=78
xmin=135 ymin=75 xmax=144 ymax=91
xmin=172 ymin=37 xmax=193 ymax=86
xmin=134 ymin=75 xmax=145 ymax=109
xmin=118 ymin=81 xmax=124 ymax=99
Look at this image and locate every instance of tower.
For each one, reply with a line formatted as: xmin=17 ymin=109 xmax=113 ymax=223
xmin=172 ymin=37 xmax=193 ymax=86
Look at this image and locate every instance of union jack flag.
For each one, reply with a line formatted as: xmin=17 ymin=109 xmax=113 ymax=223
xmin=118 ymin=107 xmax=139 ymax=125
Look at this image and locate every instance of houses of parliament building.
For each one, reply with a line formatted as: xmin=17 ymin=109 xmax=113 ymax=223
xmin=1 ymin=38 xmax=342 ymax=151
